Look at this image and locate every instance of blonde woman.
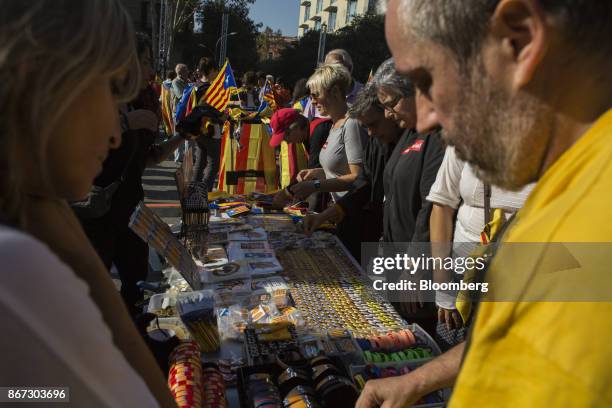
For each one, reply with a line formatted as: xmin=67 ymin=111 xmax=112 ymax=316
xmin=288 ymin=63 xmax=367 ymax=257
xmin=0 ymin=0 xmax=173 ymax=406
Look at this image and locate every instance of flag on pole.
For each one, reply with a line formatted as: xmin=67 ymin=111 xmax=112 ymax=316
xmin=200 ymin=60 xmax=237 ymax=112
xmin=258 ymin=79 xmax=277 ymax=112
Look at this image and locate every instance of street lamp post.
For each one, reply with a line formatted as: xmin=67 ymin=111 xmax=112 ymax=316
xmin=215 ymin=31 xmax=238 ymax=67
xmin=317 ymin=23 xmax=328 ymax=66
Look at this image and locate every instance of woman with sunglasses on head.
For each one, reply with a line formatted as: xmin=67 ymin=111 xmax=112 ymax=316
xmin=287 ymin=63 xmax=367 ymax=259
xmin=0 ymin=0 xmax=174 ymax=405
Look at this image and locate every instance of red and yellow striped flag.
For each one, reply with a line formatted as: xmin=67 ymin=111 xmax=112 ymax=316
xmin=218 ymin=122 xmax=278 ymax=194
xmin=200 ymin=60 xmax=237 ymax=112
xmin=279 ymin=141 xmax=308 ymax=189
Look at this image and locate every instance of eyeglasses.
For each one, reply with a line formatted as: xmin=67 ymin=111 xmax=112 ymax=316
xmin=381 ymin=94 xmax=402 ymax=113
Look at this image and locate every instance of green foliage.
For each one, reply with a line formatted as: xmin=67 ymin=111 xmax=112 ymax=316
xmin=174 ymin=0 xmax=259 ymax=72
xmin=257 ymin=13 xmax=390 ymax=89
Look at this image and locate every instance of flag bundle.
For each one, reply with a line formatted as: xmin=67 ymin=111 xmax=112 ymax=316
xmin=160 ymin=82 xmax=175 ymax=136
xmin=217 ymin=122 xmax=278 ymax=194
xmin=200 ymin=60 xmax=238 ymax=112
xmin=279 ymin=141 xmax=308 ymax=189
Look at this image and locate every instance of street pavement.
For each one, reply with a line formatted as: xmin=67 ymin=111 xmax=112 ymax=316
xmin=143 ymin=160 xmax=181 ymax=226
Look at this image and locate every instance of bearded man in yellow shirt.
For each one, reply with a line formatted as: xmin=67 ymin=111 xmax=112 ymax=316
xmin=357 ymin=0 xmax=612 ymax=407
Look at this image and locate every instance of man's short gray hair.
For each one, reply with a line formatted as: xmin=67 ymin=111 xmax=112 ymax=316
xmin=348 ymin=82 xmax=383 ymax=119
xmin=175 ymin=63 xmax=187 ymax=74
xmin=325 ymin=49 xmax=353 ymax=73
xmin=388 ymin=0 xmax=612 ymax=64
xmin=373 ymin=58 xmax=415 ymax=98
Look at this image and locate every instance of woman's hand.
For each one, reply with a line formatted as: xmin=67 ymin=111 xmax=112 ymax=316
xmin=297 ymin=168 xmax=323 ymax=182
xmin=303 ymin=213 xmax=326 ymax=236
xmin=291 ymin=181 xmax=316 ymax=201
xmin=272 ymin=189 xmax=291 ymax=209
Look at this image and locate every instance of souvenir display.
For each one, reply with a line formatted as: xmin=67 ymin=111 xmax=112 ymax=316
xmin=153 ymin=192 xmax=446 ymax=407
xmin=168 ymin=342 xmax=202 ymax=407
xmin=201 ymin=363 xmax=229 ymax=408
xmin=177 ymin=290 xmax=220 ymax=352
xmin=350 ymin=364 xmax=445 ymax=406
xmin=268 ymin=231 xmax=337 ymax=250
xmin=237 ymin=357 xmax=358 ymax=408
xmin=129 ymin=202 xmax=201 ymax=290
xmin=277 ymin=248 xmax=408 ymax=338
xmin=244 ymin=322 xmax=300 ymax=366
xmin=228 ymin=227 xmax=268 ymax=241
xmin=181 ymin=182 xmax=209 ymax=227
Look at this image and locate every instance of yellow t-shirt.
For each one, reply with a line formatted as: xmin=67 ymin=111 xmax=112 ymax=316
xmin=450 ymin=108 xmax=612 ymax=407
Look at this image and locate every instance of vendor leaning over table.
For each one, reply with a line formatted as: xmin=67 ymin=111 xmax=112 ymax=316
xmin=272 ymin=63 xmax=368 ymax=259
xmin=302 ymin=72 xmax=404 ymax=247
xmin=357 ymin=0 xmax=612 ymax=407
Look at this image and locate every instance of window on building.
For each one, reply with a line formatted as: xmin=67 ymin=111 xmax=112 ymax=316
xmin=304 ymin=5 xmax=310 ymax=21
xmin=314 ymin=19 xmax=321 ymax=31
xmin=316 ymin=0 xmax=322 ymax=13
xmin=328 ymin=10 xmax=336 ymax=30
xmin=346 ymin=0 xmax=358 ymax=24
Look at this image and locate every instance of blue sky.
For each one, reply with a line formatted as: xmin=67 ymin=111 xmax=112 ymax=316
xmin=248 ymin=0 xmax=300 ymax=37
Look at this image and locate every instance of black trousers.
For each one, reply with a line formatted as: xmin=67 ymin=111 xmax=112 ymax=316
xmin=192 ymin=137 xmax=221 ymax=191
xmin=81 ymin=216 xmax=149 ymax=315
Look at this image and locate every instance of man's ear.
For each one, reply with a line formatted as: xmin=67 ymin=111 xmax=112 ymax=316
xmin=489 ymin=0 xmax=549 ymax=89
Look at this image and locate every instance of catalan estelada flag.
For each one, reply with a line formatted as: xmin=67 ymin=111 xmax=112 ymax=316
xmin=259 ymin=79 xmax=277 ymax=111
xmin=218 ymin=122 xmax=278 ymax=194
xmin=200 ymin=60 xmax=237 ymax=112
xmin=279 ymin=141 xmax=308 ymax=189
xmin=160 ymin=81 xmax=174 ymax=136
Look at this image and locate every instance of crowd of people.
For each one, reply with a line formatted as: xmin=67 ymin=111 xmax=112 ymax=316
xmin=1 ymin=0 xmax=611 ymax=406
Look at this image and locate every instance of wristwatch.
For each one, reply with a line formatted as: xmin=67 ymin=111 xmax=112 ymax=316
xmin=312 ymin=179 xmax=321 ymax=190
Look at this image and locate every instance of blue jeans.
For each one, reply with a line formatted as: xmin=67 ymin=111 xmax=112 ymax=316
xmin=192 ymin=137 xmax=221 ymax=191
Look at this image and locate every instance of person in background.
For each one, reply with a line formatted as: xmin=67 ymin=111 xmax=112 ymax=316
xmin=269 ymin=109 xmax=311 ymax=188
xmin=374 ymin=59 xmax=445 ymax=327
xmin=77 ymin=33 xmax=187 ymax=316
xmin=171 ymin=63 xmax=189 ymax=103
xmin=303 ymin=73 xmax=404 ymax=243
xmin=235 ymin=71 xmax=260 ymax=110
xmin=172 ymin=63 xmax=190 ymax=162
xmin=325 ymin=49 xmax=364 ymax=105
xmin=428 ymin=142 xmax=533 ymax=350
xmin=303 ymin=49 xmax=363 ymax=120
xmin=357 ymin=1 xmax=612 ymax=407
xmin=0 ymin=0 xmax=174 ymax=405
xmin=273 ymin=76 xmax=291 ymax=108
xmin=292 ymin=78 xmax=310 ymax=112
xmin=160 ymin=70 xmax=177 ymax=138
xmin=256 ymin=71 xmax=266 ymax=90
xmin=191 ymin=57 xmax=222 ymax=191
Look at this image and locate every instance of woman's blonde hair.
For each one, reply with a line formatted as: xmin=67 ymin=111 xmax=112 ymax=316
xmin=0 ymin=0 xmax=141 ymax=226
xmin=306 ymin=63 xmax=352 ymax=97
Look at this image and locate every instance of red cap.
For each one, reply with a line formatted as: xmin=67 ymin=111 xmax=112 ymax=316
xmin=269 ymin=108 xmax=301 ymax=147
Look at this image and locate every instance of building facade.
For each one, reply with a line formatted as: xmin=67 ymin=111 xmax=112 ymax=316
xmin=297 ymin=0 xmax=376 ymax=37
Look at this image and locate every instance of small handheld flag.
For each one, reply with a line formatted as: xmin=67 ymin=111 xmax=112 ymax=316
xmin=201 ymin=60 xmax=237 ymax=112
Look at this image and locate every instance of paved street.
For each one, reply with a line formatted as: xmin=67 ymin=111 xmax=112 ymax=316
xmin=143 ymin=160 xmax=181 ymax=226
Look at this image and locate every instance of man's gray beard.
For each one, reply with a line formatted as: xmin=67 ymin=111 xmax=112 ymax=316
xmin=442 ymin=64 xmax=549 ymax=190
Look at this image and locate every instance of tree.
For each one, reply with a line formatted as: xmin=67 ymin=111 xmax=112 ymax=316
xmin=173 ymin=0 xmax=258 ymax=73
xmin=256 ymin=13 xmax=390 ymax=90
